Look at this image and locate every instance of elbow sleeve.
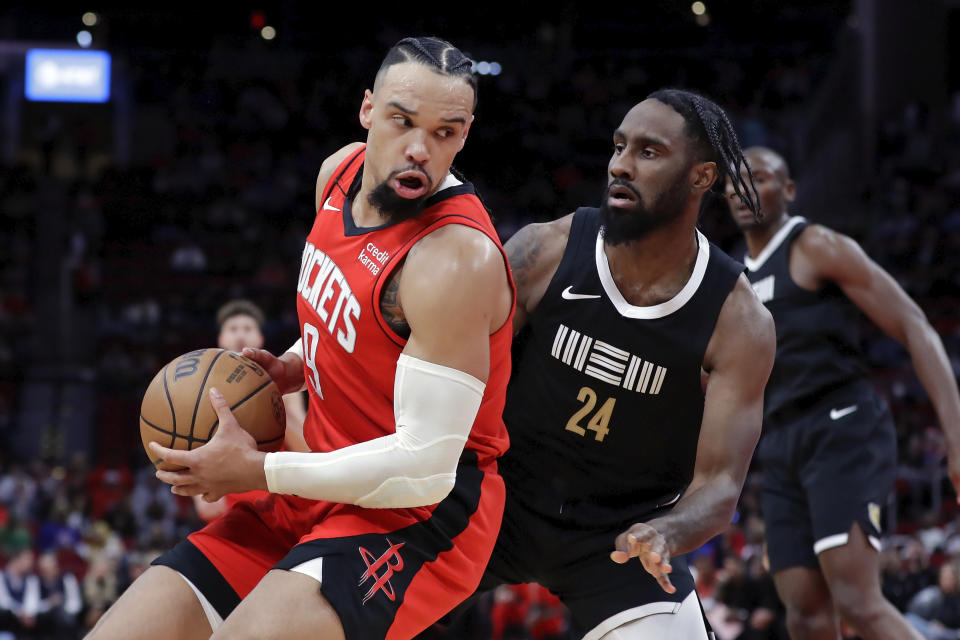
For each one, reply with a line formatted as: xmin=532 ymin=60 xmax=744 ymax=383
xmin=265 ymin=354 xmax=484 ymax=508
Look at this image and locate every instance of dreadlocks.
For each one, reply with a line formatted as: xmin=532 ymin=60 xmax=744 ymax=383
xmin=647 ymin=89 xmax=761 ymax=219
xmin=375 ymin=37 xmax=478 ymax=111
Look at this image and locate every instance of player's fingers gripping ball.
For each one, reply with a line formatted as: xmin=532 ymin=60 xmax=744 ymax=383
xmin=140 ymin=348 xmax=285 ymax=471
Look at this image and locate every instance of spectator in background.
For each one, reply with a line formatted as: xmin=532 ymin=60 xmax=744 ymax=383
xmin=0 ymin=548 xmax=40 ymax=637
xmin=193 ymin=299 xmax=308 ymax=522
xmin=882 ymin=539 xmax=937 ymax=613
xmin=906 ymin=556 xmax=960 ymax=640
xmin=34 ymin=551 xmax=83 ymax=639
xmin=81 ymin=555 xmax=118 ymax=634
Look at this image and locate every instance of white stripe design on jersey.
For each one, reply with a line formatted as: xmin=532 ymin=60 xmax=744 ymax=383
xmin=551 ymin=323 xmax=668 ymax=395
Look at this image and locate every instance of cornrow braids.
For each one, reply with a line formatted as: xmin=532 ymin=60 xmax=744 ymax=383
xmin=376 ymin=36 xmax=478 ymax=110
xmin=648 ymin=89 xmax=761 ymax=220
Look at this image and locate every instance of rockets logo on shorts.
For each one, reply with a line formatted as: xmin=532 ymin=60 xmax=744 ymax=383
xmin=358 ymin=539 xmax=406 ymax=604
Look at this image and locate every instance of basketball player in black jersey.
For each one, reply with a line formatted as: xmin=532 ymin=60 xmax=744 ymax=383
xmin=725 ymin=146 xmax=960 ymax=640
xmin=463 ymin=90 xmax=777 ymax=639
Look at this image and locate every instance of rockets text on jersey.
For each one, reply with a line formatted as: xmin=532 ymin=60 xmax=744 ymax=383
xmin=297 ymin=242 xmax=362 ymax=396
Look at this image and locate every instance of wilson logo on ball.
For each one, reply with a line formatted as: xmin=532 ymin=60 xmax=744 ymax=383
xmin=174 ymin=349 xmax=207 ymax=381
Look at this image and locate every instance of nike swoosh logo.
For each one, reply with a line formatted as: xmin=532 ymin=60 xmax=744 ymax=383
xmin=561 ymin=286 xmax=601 ymax=300
xmin=656 ymin=492 xmax=682 ymax=508
xmin=322 ymin=197 xmax=341 ymax=212
xmin=829 ymin=405 xmax=858 ymax=420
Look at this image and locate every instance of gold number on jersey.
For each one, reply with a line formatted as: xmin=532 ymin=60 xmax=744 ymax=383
xmin=565 ymin=386 xmax=616 ymax=442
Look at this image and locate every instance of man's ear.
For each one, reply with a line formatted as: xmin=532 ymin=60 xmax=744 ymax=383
xmin=359 ymin=89 xmax=374 ymax=131
xmin=692 ymin=161 xmax=718 ymax=192
xmin=784 ymin=178 xmax=796 ymax=203
xmin=457 ymin=115 xmax=475 ymax=152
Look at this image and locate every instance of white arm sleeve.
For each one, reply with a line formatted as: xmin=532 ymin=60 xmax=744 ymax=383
xmin=264 ymin=354 xmax=484 ymax=508
xmin=284 ymin=339 xmax=306 ymax=392
xmin=285 ymin=338 xmax=304 ymax=360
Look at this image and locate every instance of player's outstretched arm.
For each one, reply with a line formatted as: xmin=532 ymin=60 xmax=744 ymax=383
xmin=502 ymin=215 xmax=573 ymax=333
xmin=796 ymin=225 xmax=960 ymax=500
xmin=611 ymin=276 xmax=775 ymax=592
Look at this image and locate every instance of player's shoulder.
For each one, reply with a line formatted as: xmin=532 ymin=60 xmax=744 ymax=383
xmin=407 ymin=223 xmax=504 ymax=277
xmin=717 ymin=275 xmax=776 ymax=349
xmin=314 ymin=143 xmax=365 ymax=207
xmin=793 ymin=221 xmax=866 ymax=265
xmin=505 ymin=214 xmax=574 ymax=274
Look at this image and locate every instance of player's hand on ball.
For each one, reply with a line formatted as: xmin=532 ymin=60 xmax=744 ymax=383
xmin=610 ymin=522 xmax=676 ymax=594
xmin=150 ymin=388 xmax=268 ymax=501
xmin=242 ymin=347 xmax=305 ymax=395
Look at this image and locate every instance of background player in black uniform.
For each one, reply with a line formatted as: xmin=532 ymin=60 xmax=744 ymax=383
xmin=725 ymin=147 xmax=960 ymax=640
xmin=476 ymin=90 xmax=776 ymax=639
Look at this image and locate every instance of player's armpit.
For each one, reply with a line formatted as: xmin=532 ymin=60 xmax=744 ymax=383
xmin=398 ymin=224 xmax=513 ymax=382
xmin=647 ymin=277 xmax=775 ymax=556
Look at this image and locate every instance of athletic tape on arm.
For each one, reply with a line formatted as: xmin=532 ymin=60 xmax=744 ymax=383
xmin=264 ymin=354 xmax=484 ymax=507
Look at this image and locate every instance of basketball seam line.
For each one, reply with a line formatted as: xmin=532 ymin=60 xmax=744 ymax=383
xmin=204 ymin=378 xmax=282 ymax=444
xmin=189 ymin=350 xmax=227 ymax=448
xmin=161 ymin=364 xmax=177 ymax=449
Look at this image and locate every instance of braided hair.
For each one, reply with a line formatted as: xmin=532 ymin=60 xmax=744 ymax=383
xmin=375 ymin=37 xmax=478 ymax=110
xmin=647 ymin=89 xmax=760 ymax=219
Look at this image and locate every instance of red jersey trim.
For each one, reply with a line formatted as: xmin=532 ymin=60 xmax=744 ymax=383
xmin=319 ymin=145 xmax=366 ymax=212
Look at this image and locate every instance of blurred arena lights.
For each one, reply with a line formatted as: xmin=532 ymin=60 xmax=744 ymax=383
xmin=260 ymin=25 xmax=276 ymax=40
xmin=691 ymin=1 xmax=707 ymax=16
xmin=76 ymin=30 xmax=93 ymax=48
xmin=81 ymin=11 xmax=98 ymax=26
xmin=472 ymin=60 xmax=502 ymax=76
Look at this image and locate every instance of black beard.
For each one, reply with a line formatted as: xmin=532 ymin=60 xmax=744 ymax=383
xmin=599 ymin=176 xmax=689 ymax=246
xmin=367 ymin=169 xmax=432 ymax=223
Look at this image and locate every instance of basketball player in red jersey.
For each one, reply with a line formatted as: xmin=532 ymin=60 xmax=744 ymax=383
xmin=193 ymin=299 xmax=308 ymax=523
xmin=87 ymin=37 xmax=514 ymax=640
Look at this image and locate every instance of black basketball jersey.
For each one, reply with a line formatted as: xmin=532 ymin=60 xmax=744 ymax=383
xmin=500 ymin=207 xmax=744 ymax=529
xmin=743 ymin=216 xmax=867 ymax=421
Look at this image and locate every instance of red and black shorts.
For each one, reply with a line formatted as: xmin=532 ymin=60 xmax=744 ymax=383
xmin=153 ymin=454 xmax=504 ymax=640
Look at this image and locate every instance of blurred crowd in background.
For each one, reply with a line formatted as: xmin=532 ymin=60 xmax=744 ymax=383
xmin=1 ymin=2 xmax=959 ymax=638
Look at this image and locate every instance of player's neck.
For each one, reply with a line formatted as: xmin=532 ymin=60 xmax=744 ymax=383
xmin=603 ymin=218 xmax=699 ymax=307
xmin=743 ymin=214 xmax=790 ymax=259
xmin=349 ymin=190 xmax=389 ymax=228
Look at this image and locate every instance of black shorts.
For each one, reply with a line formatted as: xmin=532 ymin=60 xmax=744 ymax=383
xmin=757 ymin=380 xmax=897 ymax=573
xmin=479 ymin=488 xmax=700 ymax=639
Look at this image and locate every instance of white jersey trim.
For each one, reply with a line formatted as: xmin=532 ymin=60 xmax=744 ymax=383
xmin=813 ymin=532 xmax=882 ymax=555
xmin=436 ymin=172 xmax=463 ymax=191
xmin=175 ymin=571 xmax=224 ymax=631
xmin=581 ymin=599 xmax=682 ymax=640
xmin=595 ymin=229 xmax=710 ymax=320
xmin=743 ymin=216 xmax=806 ymax=272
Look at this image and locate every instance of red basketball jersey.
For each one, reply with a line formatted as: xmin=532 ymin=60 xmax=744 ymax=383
xmin=294 ymin=146 xmax=513 ymax=466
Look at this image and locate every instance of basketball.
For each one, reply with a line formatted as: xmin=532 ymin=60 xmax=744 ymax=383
xmin=140 ymin=348 xmax=286 ymax=470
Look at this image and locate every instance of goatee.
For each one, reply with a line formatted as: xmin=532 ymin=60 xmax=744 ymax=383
xmin=367 ymin=168 xmax=433 ymax=223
